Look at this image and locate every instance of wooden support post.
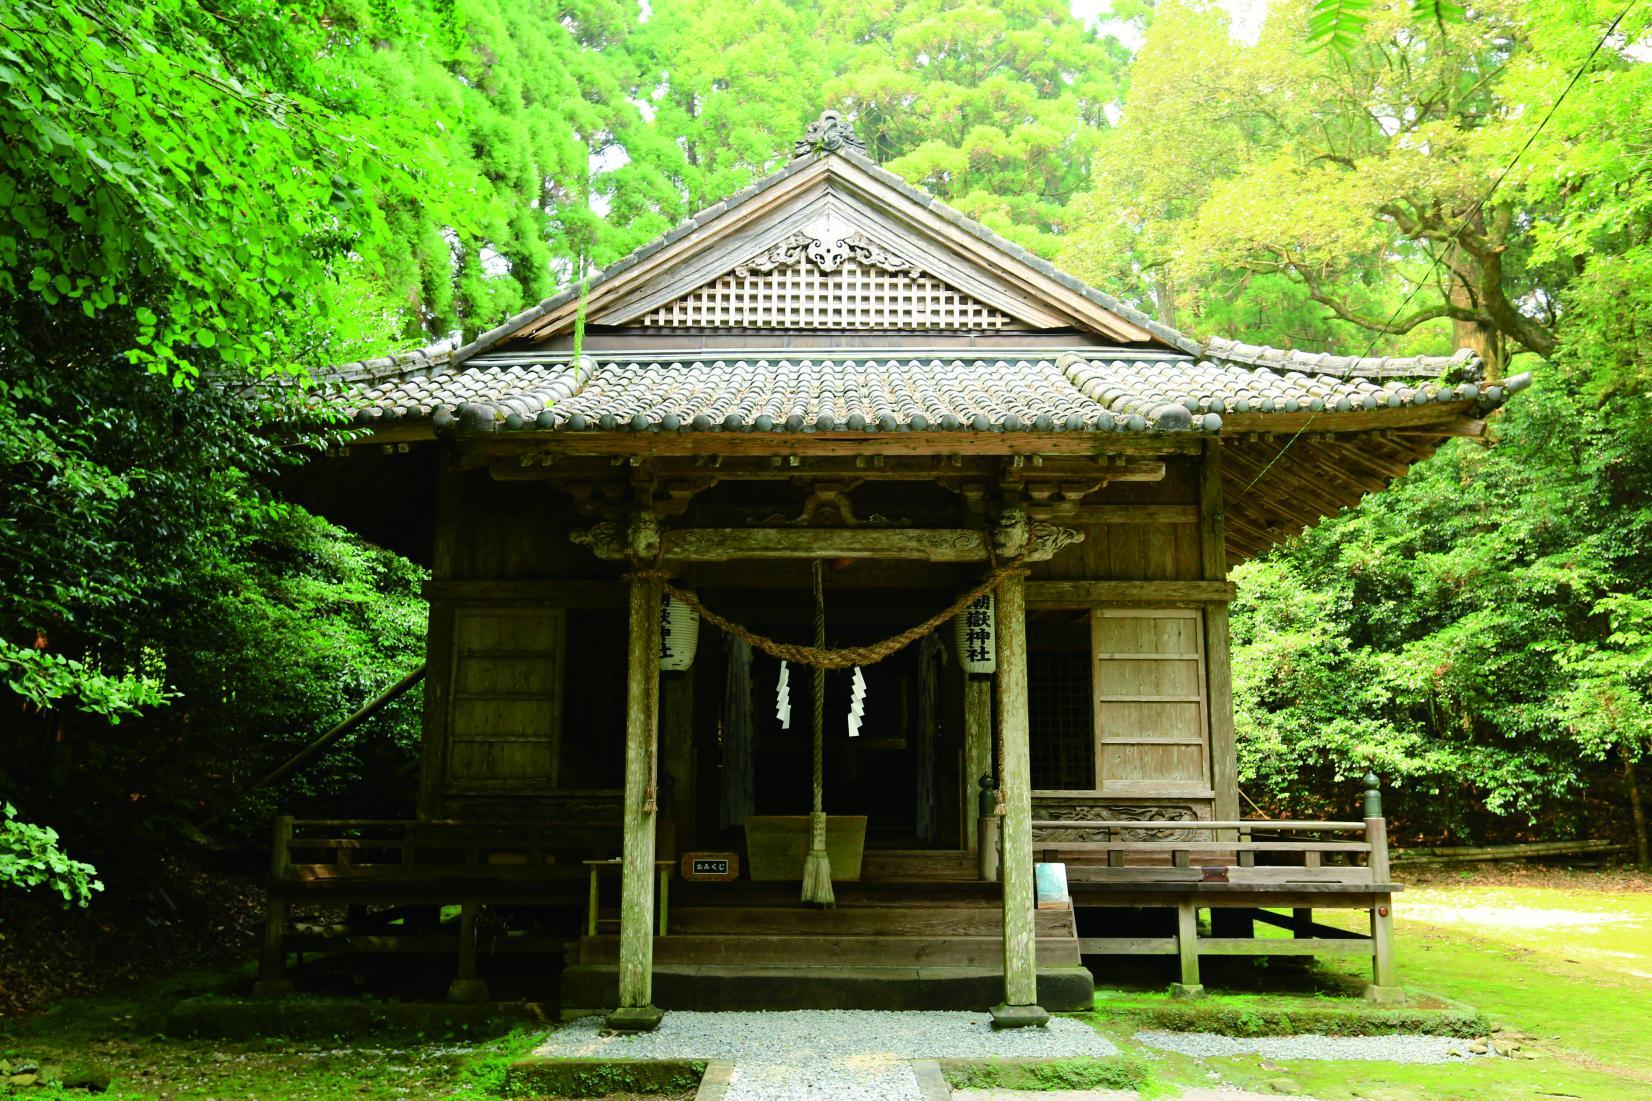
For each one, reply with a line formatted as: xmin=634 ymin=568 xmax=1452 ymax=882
xmin=979 ymin=815 xmax=1000 ymax=883
xmin=658 ymin=863 xmax=671 ymax=937
xmin=963 ymin=678 xmax=992 ymax=852
xmin=1369 ymin=892 xmax=1399 ymax=1001
xmin=609 ymin=514 xmax=665 ymax=1033
xmin=1200 ymin=442 xmax=1240 ymax=825
xmin=587 ymin=863 xmax=601 ymax=937
xmin=1363 ymin=774 xmax=1403 ymax=1004
xmin=990 ymin=569 xmax=1047 ymax=1028
xmin=254 ymin=816 xmax=294 ymax=998
xmin=1292 ymin=908 xmax=1313 ymax=937
xmin=418 ymin=452 xmax=461 ymax=820
xmin=1173 ymin=900 xmax=1204 ymax=998
xmin=447 ymin=899 xmax=489 ymax=1003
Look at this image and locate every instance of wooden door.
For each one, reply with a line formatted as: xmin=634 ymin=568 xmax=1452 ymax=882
xmin=1091 ymin=608 xmax=1212 ymax=799
xmin=444 ymin=607 xmax=566 ymax=796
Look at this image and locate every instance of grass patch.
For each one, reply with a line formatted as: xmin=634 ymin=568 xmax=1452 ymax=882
xmin=504 ymin=1058 xmax=706 ymax=1098
xmin=940 ymin=1055 xmax=1151 ymax=1092
xmin=1090 ymin=990 xmax=1489 ymax=1037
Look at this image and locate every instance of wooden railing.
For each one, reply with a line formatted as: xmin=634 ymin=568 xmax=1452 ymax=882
xmin=1027 ymin=817 xmax=1391 ymax=885
xmin=271 ymin=815 xmax=621 ymax=883
xmin=1003 ymin=778 xmax=1402 ymax=1001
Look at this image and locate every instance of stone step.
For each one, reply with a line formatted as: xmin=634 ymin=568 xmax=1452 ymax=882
xmin=577 ymin=933 xmax=1081 ymax=967
xmin=560 ymin=963 xmax=1096 ymax=1014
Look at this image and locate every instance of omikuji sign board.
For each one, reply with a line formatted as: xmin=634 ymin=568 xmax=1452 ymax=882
xmin=680 ymin=852 xmax=740 ymax=881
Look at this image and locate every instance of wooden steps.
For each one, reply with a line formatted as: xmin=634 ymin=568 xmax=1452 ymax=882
xmin=603 ymin=904 xmax=1074 ymax=938
xmin=561 ymin=962 xmax=1097 ymax=1014
xmin=859 ymin=849 xmax=979 ymax=882
xmin=567 ymin=885 xmax=1090 ymax=1010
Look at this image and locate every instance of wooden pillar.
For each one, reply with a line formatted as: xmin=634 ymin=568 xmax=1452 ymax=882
xmin=992 ymin=570 xmax=1044 ymax=1026
xmin=1200 ymin=441 xmax=1240 ymax=823
xmin=253 ymin=815 xmax=294 ymax=998
xmin=963 ymin=678 xmax=992 ymax=852
xmin=418 ymin=452 xmax=461 ymax=819
xmin=447 ymin=899 xmax=488 ymax=1002
xmin=1364 ymin=784 xmax=1402 ymax=1003
xmin=1174 ymin=900 xmax=1204 ymax=997
xmin=610 ymin=514 xmax=664 ymax=1031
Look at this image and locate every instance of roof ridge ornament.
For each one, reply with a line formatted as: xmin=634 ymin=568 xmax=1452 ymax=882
xmin=793 ymin=110 xmax=867 ymax=161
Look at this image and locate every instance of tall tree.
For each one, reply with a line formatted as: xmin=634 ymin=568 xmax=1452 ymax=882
xmin=1062 ymin=0 xmax=1651 ymax=376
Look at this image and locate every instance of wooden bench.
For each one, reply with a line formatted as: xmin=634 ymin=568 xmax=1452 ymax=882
xmin=1027 ymin=816 xmax=1400 ymax=1002
xmin=256 ymin=815 xmax=620 ymax=1002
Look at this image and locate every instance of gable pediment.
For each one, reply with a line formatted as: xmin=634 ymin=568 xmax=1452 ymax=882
xmin=483 ymin=141 xmax=1185 ymax=353
xmin=610 ymin=201 xmax=1021 ymax=331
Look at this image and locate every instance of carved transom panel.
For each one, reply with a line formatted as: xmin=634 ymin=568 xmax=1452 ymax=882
xmin=1036 ymin=802 xmax=1204 ymax=843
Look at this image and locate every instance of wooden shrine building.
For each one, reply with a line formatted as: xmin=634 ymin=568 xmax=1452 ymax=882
xmin=267 ymin=111 xmax=1528 ymax=1027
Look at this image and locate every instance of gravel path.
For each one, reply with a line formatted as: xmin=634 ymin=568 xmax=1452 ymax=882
xmin=1134 ymin=1029 xmax=1482 ymax=1064
xmin=537 ymin=1010 xmax=1118 ymax=1101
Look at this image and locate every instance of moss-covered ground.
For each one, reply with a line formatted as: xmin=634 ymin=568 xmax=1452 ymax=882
xmin=0 ymin=969 xmax=679 ymax=1100
xmin=1085 ymin=866 xmax=1652 ymax=1100
xmin=1 ymin=868 xmax=1645 ymax=1099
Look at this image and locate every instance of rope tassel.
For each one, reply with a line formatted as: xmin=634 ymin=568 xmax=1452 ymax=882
xmin=801 ymin=558 xmax=835 ymax=907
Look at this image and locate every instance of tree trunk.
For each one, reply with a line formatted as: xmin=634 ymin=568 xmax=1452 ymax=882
xmin=1447 ymin=258 xmax=1506 ymax=381
xmin=1625 ymin=745 xmax=1649 ymax=867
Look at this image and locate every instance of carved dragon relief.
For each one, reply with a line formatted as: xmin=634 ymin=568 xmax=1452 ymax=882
xmin=732 ymin=230 xmax=925 ymax=280
xmin=1037 ymin=803 xmax=1205 ymax=843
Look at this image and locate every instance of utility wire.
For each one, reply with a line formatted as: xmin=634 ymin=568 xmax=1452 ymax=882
xmin=1236 ymin=0 xmax=1639 ymax=499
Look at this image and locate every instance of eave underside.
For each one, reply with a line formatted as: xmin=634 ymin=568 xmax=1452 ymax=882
xmin=287 ymin=415 xmax=1475 ymax=568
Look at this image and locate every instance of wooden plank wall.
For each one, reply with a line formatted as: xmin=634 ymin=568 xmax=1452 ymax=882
xmin=420 ymin=457 xmax=625 ymax=818
xmin=412 ymin=448 xmax=1242 ymax=831
xmin=1027 ymin=454 xmax=1235 ymax=822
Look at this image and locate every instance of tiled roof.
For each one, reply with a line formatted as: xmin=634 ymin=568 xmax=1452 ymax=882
xmin=336 ymin=348 xmax=1528 ymax=435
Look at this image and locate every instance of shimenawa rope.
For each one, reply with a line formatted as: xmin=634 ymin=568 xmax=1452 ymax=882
xmin=626 ymin=564 xmax=1029 ymax=671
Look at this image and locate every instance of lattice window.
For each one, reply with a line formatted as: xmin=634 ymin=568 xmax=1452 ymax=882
xmin=636 ymin=258 xmax=1014 ymax=330
xmin=1029 ymin=649 xmax=1095 ymax=790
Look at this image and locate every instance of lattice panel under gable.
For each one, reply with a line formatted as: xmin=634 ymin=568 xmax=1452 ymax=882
xmin=637 ymin=257 xmax=1016 ymax=330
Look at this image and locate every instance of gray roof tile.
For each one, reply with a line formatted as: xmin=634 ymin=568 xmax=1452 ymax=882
xmin=332 ymin=348 xmax=1518 ymax=435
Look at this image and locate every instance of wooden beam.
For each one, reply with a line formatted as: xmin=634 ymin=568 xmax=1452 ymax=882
xmin=577 ymin=525 xmax=1082 ymax=564
xmin=995 ymin=571 xmax=1038 ymax=1009
xmin=1024 ymin=580 xmax=1235 ymax=607
xmin=1218 ymin=401 xmax=1479 ymax=434
xmin=1061 ymin=505 xmax=1198 ymax=525
xmin=422 ymin=579 xmax=623 ymax=608
xmin=460 ymin=430 xmax=1204 ymax=460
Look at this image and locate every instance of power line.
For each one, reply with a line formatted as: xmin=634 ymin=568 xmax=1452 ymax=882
xmin=1235 ymin=0 xmax=1639 ymax=499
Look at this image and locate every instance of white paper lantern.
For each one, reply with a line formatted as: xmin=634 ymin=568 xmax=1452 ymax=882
xmin=659 ymin=591 xmax=699 ymax=672
xmin=953 ymin=592 xmax=997 ymax=676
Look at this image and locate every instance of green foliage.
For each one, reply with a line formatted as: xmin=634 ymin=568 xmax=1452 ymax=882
xmin=944 ymin=1056 xmax=1151 ymax=1092
xmin=1231 ymin=368 xmax=1652 ymax=831
xmin=1307 ymin=0 xmax=1465 ymax=55
xmin=630 ymin=0 xmax=1136 ymax=254
xmin=1091 ymin=991 xmax=1490 ymax=1037
xmin=0 ymin=803 xmax=102 ymax=907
